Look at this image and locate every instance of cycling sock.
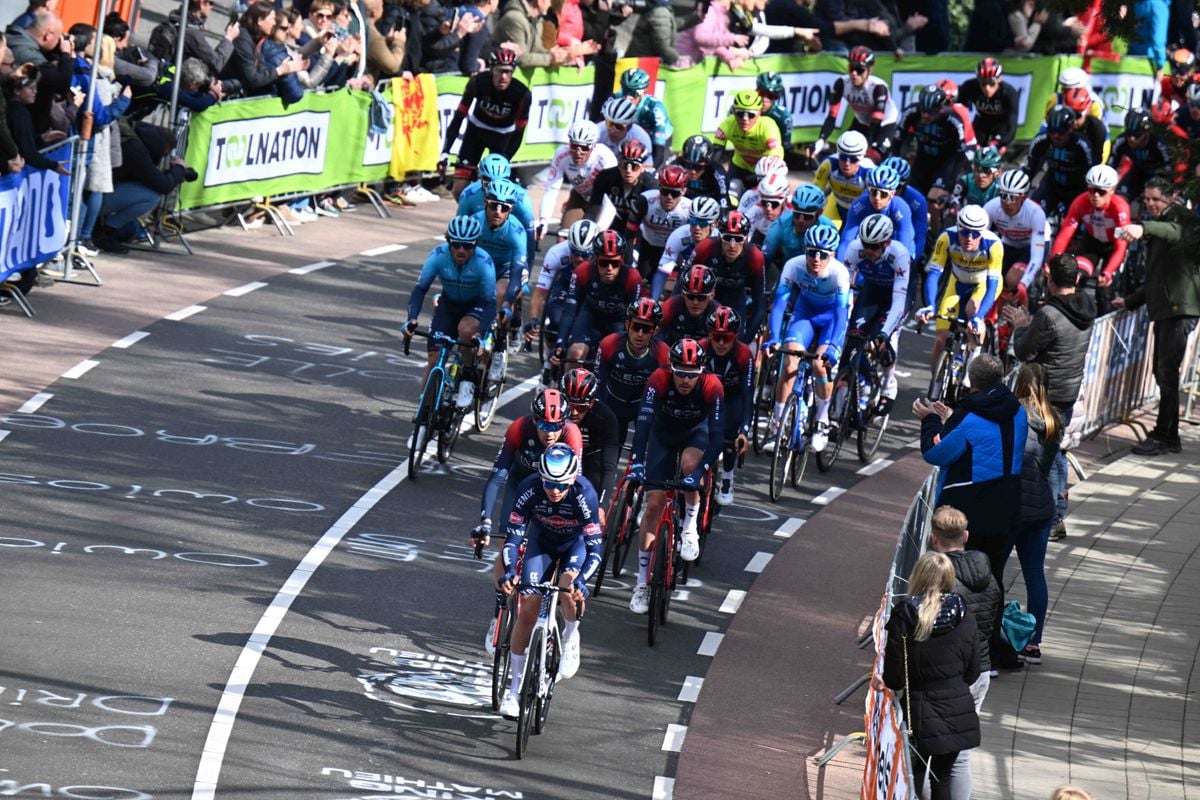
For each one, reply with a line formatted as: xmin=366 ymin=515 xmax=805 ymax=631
xmin=814 ymin=396 xmax=830 ymax=423
xmin=637 ymin=551 xmax=651 ymax=584
xmin=683 ymin=501 xmax=700 ymax=532
xmin=509 ymin=653 xmax=526 ymax=695
xmin=721 ymin=468 xmax=735 ymax=485
xmin=883 ymin=364 xmax=897 ymax=396
xmin=773 ymin=401 xmax=784 ymax=420
xmin=562 ymin=619 xmax=579 ymax=642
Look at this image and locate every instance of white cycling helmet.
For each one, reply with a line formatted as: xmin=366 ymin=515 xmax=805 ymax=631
xmin=567 ymin=218 xmax=601 ymax=251
xmin=690 ymin=196 xmax=721 ymax=223
xmin=1059 ymin=66 xmax=1089 ymax=89
xmin=601 ymin=95 xmax=639 ymax=125
xmin=757 ymin=172 xmax=791 ymax=200
xmin=755 ymin=155 xmax=789 ymax=179
xmin=956 ymin=204 xmax=989 ymax=232
xmin=836 ymin=130 xmax=869 ymax=159
xmin=1085 ymin=164 xmax=1119 ymax=190
xmin=859 ymin=213 xmax=894 ymax=245
xmin=1188 ymin=82 xmax=1200 ymax=107
xmin=997 ymin=168 xmax=1031 ymax=196
xmin=539 ymin=442 xmax=581 ymax=484
xmin=567 ymin=119 xmax=600 ymax=146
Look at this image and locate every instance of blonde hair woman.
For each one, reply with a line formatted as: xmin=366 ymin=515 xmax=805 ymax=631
xmin=883 ymin=551 xmax=981 ymax=800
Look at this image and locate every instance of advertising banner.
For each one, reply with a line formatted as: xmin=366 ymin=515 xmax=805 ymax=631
xmin=0 ymin=144 xmax=72 ymax=282
xmin=388 ymin=73 xmax=441 ymax=178
xmin=1068 ymin=55 xmax=1157 ymax=131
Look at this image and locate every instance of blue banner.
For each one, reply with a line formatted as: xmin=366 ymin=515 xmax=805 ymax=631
xmin=0 ymin=143 xmax=72 ymax=284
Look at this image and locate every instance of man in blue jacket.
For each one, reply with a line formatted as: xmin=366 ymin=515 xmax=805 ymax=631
xmin=914 ymin=354 xmax=1027 ymax=586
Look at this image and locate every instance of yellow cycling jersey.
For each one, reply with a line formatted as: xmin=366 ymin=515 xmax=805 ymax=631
xmin=713 ymin=115 xmax=784 ymax=172
xmin=814 ymin=154 xmax=876 ymax=213
xmin=930 ymin=228 xmax=1004 ymax=286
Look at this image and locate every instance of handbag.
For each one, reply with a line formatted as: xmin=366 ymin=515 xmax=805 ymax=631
xmin=1000 ymin=599 xmax=1037 ymax=653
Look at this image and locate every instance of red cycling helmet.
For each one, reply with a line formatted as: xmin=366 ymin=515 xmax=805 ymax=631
xmin=977 ymin=57 xmax=1003 ymax=81
xmin=1170 ymin=47 xmax=1195 ymax=76
xmin=1073 ymin=255 xmax=1095 ymax=278
xmin=560 ymin=367 xmax=599 ymax=403
xmin=706 ymin=305 xmax=742 ymax=335
xmin=670 ymin=338 xmax=706 ymax=370
xmin=489 ymin=48 xmax=518 ymax=69
xmin=1149 ymin=97 xmax=1175 ymax=125
xmin=627 ymin=297 xmax=663 ymax=325
xmin=596 ymin=230 xmax=625 ymax=263
xmin=657 ymin=164 xmax=689 ymax=190
xmin=619 ymin=138 xmax=648 ymax=162
xmin=848 ymin=46 xmax=875 ymax=71
xmin=681 ymin=264 xmax=717 ymax=295
xmin=1062 ymin=86 xmax=1091 ymax=114
xmin=532 ymin=388 xmax=567 ymax=424
xmin=935 ymin=78 xmax=959 ymax=104
xmin=720 ymin=210 xmax=750 ymax=237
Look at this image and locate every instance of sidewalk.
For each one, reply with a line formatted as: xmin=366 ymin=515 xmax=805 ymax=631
xmin=974 ymin=423 xmax=1200 ymax=800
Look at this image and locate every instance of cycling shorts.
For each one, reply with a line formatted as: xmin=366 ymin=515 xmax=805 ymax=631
xmin=645 ymin=422 xmax=708 ymax=482
xmin=457 ymin=127 xmax=517 ymax=169
xmin=784 ymin=309 xmax=839 ymax=351
xmin=849 ymin=294 xmax=890 ymax=339
xmin=568 ymin=306 xmax=625 ymax=350
xmin=1001 ymin=243 xmax=1031 ymax=274
xmin=430 ymin=298 xmax=486 ymax=351
xmin=935 ymin=276 xmax=981 ymax=331
xmin=519 ymin=524 xmax=587 ymax=596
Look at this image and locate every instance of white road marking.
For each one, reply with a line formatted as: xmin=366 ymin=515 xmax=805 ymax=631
xmin=165 ymin=305 xmax=206 ymax=321
xmin=17 ymin=393 xmax=52 ymax=414
xmin=289 ymin=260 xmax=334 ymax=274
xmin=773 ymin=517 xmax=806 ymax=538
xmin=360 ymin=244 xmax=407 ymax=256
xmin=719 ymin=589 xmax=746 ymax=614
xmin=906 ymin=438 xmax=922 ymax=449
xmin=224 ymin=282 xmax=268 ymax=297
xmin=652 ymin=777 xmax=675 ymax=800
xmin=745 ymin=552 xmax=773 ymax=573
xmin=677 ymin=676 xmax=703 ymax=703
xmin=62 ymin=360 xmax=100 ymax=380
xmin=895 ymin=369 xmax=912 ymax=377
xmin=857 ymin=458 xmax=894 ymax=476
xmin=813 ymin=486 xmax=846 ymax=506
xmin=112 ymin=331 xmax=150 ymax=349
xmin=671 ymin=589 xmax=691 ymax=602
xmin=0 ymin=430 xmax=9 ymax=444
xmin=662 ymin=724 xmax=687 ymax=752
xmin=697 ymin=632 xmax=724 ymax=657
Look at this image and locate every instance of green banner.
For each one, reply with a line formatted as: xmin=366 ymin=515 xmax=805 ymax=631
xmin=179 ymin=90 xmax=390 ymax=210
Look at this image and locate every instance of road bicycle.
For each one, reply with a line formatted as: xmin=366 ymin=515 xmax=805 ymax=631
xmin=928 ymin=314 xmax=974 ymax=405
xmin=818 ymin=332 xmax=892 ymax=469
xmin=750 ymin=339 xmax=779 ymax=455
xmin=488 ymin=542 xmax=524 ymax=713
xmin=475 ymin=311 xmax=514 ymax=432
xmin=402 ymin=328 xmax=480 ymax=479
xmin=593 ymin=457 xmax=642 ymax=598
xmin=769 ymin=350 xmax=822 ymax=502
xmin=513 ymin=581 xmax=582 ymax=758
xmin=642 ymin=477 xmax=692 ymax=647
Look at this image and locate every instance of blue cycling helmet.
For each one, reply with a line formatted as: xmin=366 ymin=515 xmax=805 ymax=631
xmin=478 ymin=153 xmax=512 ymax=183
xmin=446 ymin=214 xmax=483 ymax=242
xmin=882 ymin=156 xmax=911 ymax=183
xmin=485 ymin=178 xmax=520 ymax=205
xmin=792 ymin=183 xmax=826 ymax=212
xmin=866 ymin=165 xmax=901 ymax=192
xmin=804 ymin=223 xmax=841 ymax=252
xmin=621 ymin=67 xmax=651 ymax=94
xmin=540 ymin=442 xmax=580 ymax=484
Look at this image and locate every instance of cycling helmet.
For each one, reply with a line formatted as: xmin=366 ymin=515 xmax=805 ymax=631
xmin=567 ymin=119 xmax=600 ymax=146
xmin=858 ymin=213 xmax=894 ymax=245
xmin=974 ymin=147 xmax=1002 ymax=171
xmin=756 ymin=71 xmax=784 ymax=97
xmin=446 ymin=214 xmax=483 ymax=242
xmin=792 ymin=183 xmax=826 ymax=212
xmin=935 ymin=78 xmax=958 ymax=103
xmin=977 ymin=57 xmax=1003 ymax=81
xmin=1170 ymin=47 xmax=1195 ymax=75
xmin=997 ymin=168 xmax=1031 ymax=196
xmin=848 ymin=45 xmax=875 ymax=71
xmin=732 ymin=89 xmax=763 ymax=111
xmin=561 ymin=367 xmax=599 ymax=403
xmin=1058 ymin=66 xmax=1087 ymax=89
xmin=1074 ymin=255 xmax=1095 ymax=278
xmin=1062 ymin=86 xmax=1091 ymax=114
xmin=1085 ymin=164 xmax=1118 ymax=190
xmin=602 ymin=94 xmax=639 ymax=125
xmin=627 ymin=297 xmax=664 ymax=326
xmin=532 ymin=387 xmax=567 ymax=424
xmin=866 ymin=165 xmax=900 ymax=191
xmin=669 ymin=337 xmax=706 ymax=370
xmin=595 ymin=229 xmax=626 ymax=262
xmin=619 ymin=138 xmax=649 ymax=162
xmin=956 ymin=204 xmax=989 ymax=232
xmin=882 ymin=156 xmax=911 ymax=184
xmin=918 ymin=85 xmax=947 ymax=113
xmin=1045 ymin=104 xmax=1078 ymax=133
xmin=567 ymin=218 xmax=601 ymax=252
xmin=720 ymin=210 xmax=751 ymax=236
xmin=681 ymin=134 xmax=714 ymax=165
xmin=690 ymin=196 xmax=721 ymax=223
xmin=477 ymin=153 xmax=512 ymax=183
xmin=485 ymin=178 xmax=520 ymax=205
xmin=539 ymin=442 xmax=580 ymax=484
xmin=620 ymin=67 xmax=651 ymax=94
xmin=757 ymin=172 xmax=790 ymax=200
xmin=658 ymin=164 xmax=689 ymax=190
xmin=681 ymin=264 xmax=717 ymax=295
xmin=804 ymin=223 xmax=840 ymax=252
xmin=706 ymin=305 xmax=742 ymax=335
xmin=755 ymin=155 xmax=788 ymax=179
xmin=488 ymin=47 xmax=518 ymax=69
xmin=1124 ymin=108 xmax=1152 ymax=135
xmin=1188 ymin=82 xmax=1200 ymax=107
xmin=1149 ymin=98 xmax=1175 ymax=125
xmin=837 ymin=129 xmax=869 ymax=158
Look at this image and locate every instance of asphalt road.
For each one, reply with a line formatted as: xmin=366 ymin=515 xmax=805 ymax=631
xmin=0 ymin=243 xmax=936 ymax=800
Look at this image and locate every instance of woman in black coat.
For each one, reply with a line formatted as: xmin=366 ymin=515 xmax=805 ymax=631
xmin=883 ymin=551 xmax=981 ymax=799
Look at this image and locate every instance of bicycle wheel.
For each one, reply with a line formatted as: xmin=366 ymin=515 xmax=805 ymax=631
xmin=858 ymin=360 xmax=890 ymax=462
xmin=791 ymin=390 xmax=813 ymax=489
xmin=475 ymin=349 xmax=507 ymax=432
xmin=658 ymin=514 xmax=675 ymax=626
xmin=594 ymin=484 xmax=631 ymax=596
xmin=535 ymin=627 xmax=558 ymax=734
xmin=769 ymin=395 xmax=797 ymax=502
xmin=515 ymin=628 xmax=542 ymax=759
xmin=647 ymin=518 xmax=671 ymax=647
xmin=750 ymin=354 xmax=777 ymax=455
xmin=928 ymin=349 xmax=955 ymax=404
xmin=816 ymin=370 xmax=852 ymax=473
xmin=695 ymin=469 xmax=715 ymax=564
xmin=407 ymin=372 xmax=441 ymax=480
xmin=613 ymin=487 xmax=642 ymax=579
xmin=437 ymin=399 xmax=462 ymax=464
xmin=491 ymin=597 xmax=516 ymax=712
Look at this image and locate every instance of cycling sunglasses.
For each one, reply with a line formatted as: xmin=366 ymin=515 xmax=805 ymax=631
xmin=447 ymin=239 xmax=476 ymax=250
xmin=570 ymin=247 xmax=593 ymax=258
xmin=806 ymin=248 xmax=832 ymax=260
xmin=680 ymin=160 xmax=705 ymax=171
xmin=861 ymin=240 xmax=886 ymax=252
xmin=849 ymin=65 xmax=868 ymax=75
xmin=628 ymin=322 xmax=656 ymax=334
xmin=838 ymin=154 xmax=860 ymax=163
xmin=732 ymin=110 xmax=758 ymax=120
xmin=542 ymin=479 xmax=572 ymax=492
xmin=958 ymin=229 xmax=983 ymax=239
xmin=535 ymin=420 xmax=565 ymax=433
xmin=1000 ymin=192 xmax=1024 ymax=202
xmin=569 ymin=143 xmax=593 ymax=152
xmin=709 ymin=332 xmax=735 ymax=344
xmin=660 ymin=189 xmax=683 ymax=198
xmin=688 ymin=215 xmax=713 ymax=226
xmin=683 ymin=292 xmax=711 ymax=302
xmin=607 ymin=121 xmax=629 ymax=131
xmin=619 ymin=159 xmax=643 ymax=169
xmin=1087 ymin=187 xmax=1111 ymax=196
xmin=794 ymin=210 xmax=819 ymax=221
xmin=486 ymin=200 xmax=513 ymax=213
xmin=868 ymin=188 xmax=893 ymax=199
xmin=672 ymin=368 xmax=702 ymax=378
xmin=721 ymin=233 xmax=746 ymax=244
xmin=761 ymin=199 xmax=783 ymax=209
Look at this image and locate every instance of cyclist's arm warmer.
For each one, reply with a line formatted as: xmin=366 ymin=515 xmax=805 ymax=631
xmin=974 ymin=275 xmax=1001 ymax=319
xmin=825 ymin=280 xmax=851 ymax=356
xmin=406 ymin=251 xmax=441 ymax=321
xmin=702 ymin=379 xmax=724 ymax=473
xmin=1023 ymin=205 xmax=1048 ymax=286
xmin=763 ymin=218 xmax=783 ymax=267
xmin=893 ymin=201 xmax=917 ymax=260
xmin=768 ymin=278 xmax=795 ymax=343
xmin=504 ymin=229 xmax=528 ymax=303
xmin=740 ymin=348 xmax=755 ymax=434
xmin=476 ymin=253 xmax=499 ymax=338
xmin=883 ymin=250 xmax=911 ymax=337
xmin=630 ymin=372 xmax=663 ymax=465
xmin=515 ymin=194 xmax=537 ymax=262
xmin=481 ymin=437 xmax=517 ymax=518
xmin=907 ymin=188 xmax=929 ymax=256
xmin=837 ymin=200 xmax=865 ymax=261
xmin=924 ymin=233 xmax=949 ymax=307
xmin=538 ymin=152 xmax=567 ymax=222
xmin=650 ymin=266 xmax=671 ymax=300
xmin=744 ymin=250 xmax=767 ymax=343
xmin=710 ymin=163 xmax=730 ymax=210
xmin=500 ymin=491 xmax=530 ymax=570
xmin=444 ymin=77 xmax=477 ymax=153
xmin=576 ymin=483 xmax=604 ymax=582
xmin=556 ymin=267 xmax=584 ymax=349
xmin=1050 ymin=199 xmax=1083 ymax=255
xmin=817 ymin=78 xmax=845 ymax=141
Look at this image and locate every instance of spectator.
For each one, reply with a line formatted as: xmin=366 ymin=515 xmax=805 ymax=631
xmin=0 ymin=31 xmax=23 ymax=176
xmin=302 ymin=0 xmax=359 ymax=85
xmin=677 ymin=0 xmax=753 ymax=69
xmin=915 ymin=0 xmax=948 ymax=53
xmin=1007 ymin=0 xmax=1048 ymax=52
xmin=73 ymin=32 xmax=131 ymax=257
xmin=8 ymin=0 xmax=57 ymax=32
xmin=1008 ymin=252 xmax=1095 ymax=540
xmin=1051 ymin=788 xmax=1096 ymax=800
xmin=364 ymin=0 xmax=410 ymax=79
xmin=928 ymin=504 xmax=1001 ymax=800
xmin=581 ymin=0 xmax=632 ymax=52
xmin=1112 ymin=177 xmax=1200 ymax=455
xmin=131 ymin=56 xmax=222 ymax=121
xmin=262 ymin=9 xmax=333 ymax=104
xmin=626 ymin=0 xmax=686 ymax=66
xmin=879 ymin=551 xmax=980 ymax=800
xmin=420 ymin=1 xmax=485 ymax=74
xmin=1128 ymin=0 xmax=1170 ymax=74
xmin=496 ymin=0 xmax=598 ymax=68
xmin=457 ymin=0 xmax=499 ymax=74
xmin=148 ymin=0 xmax=240 ymax=77
xmin=1167 ymin=0 xmax=1197 ymax=53
xmin=736 ymin=0 xmax=822 ymax=56
xmin=965 ymin=0 xmax=1013 ymax=52
xmin=914 ymin=354 xmax=1027 ymax=587
xmin=102 ymin=12 xmax=158 ymax=88
xmin=5 ymin=9 xmax=75 ymax=136
xmin=221 ymin=2 xmax=303 ymax=97
xmin=3 ymin=63 xmax=69 ymax=174
xmin=814 ymin=0 xmax=893 ymax=52
xmin=762 ymin=0 xmax=837 ymax=54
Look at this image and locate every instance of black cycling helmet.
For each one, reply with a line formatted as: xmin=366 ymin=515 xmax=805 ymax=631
xmin=1045 ymin=104 xmax=1078 ymax=133
xmin=669 ymin=338 xmax=706 ymax=370
xmin=1124 ymin=108 xmax=1152 ymax=136
xmin=627 ymin=297 xmax=663 ymax=326
xmin=681 ymin=264 xmax=717 ymax=295
xmin=560 ymin=367 xmax=599 ymax=403
xmin=918 ymin=85 xmax=947 ymax=113
xmin=681 ymin=134 xmax=714 ymax=166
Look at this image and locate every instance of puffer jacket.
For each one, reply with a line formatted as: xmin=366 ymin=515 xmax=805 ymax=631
xmin=946 ymin=550 xmax=1001 ymax=672
xmin=921 ymin=383 xmax=1027 ymax=538
xmin=883 ymin=592 xmax=981 ymax=756
xmin=1013 ymin=291 xmax=1096 ymax=406
xmin=1019 ymin=408 xmax=1058 ymax=523
xmin=626 ymin=2 xmax=682 ymax=65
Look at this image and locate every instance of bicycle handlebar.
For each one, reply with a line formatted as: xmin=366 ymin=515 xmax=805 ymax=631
xmin=402 ymin=327 xmax=482 ymax=356
xmin=516 ymin=582 xmax=587 ymax=619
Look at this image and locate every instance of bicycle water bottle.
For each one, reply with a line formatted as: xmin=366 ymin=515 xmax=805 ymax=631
xmin=857 ymin=376 xmax=871 ymax=412
xmin=488 ymin=347 xmax=506 ymax=383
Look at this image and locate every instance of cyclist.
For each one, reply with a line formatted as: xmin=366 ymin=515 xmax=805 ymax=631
xmin=1159 ymin=47 xmax=1197 ymax=108
xmin=528 ymin=219 xmax=599 ymax=356
xmin=882 ymin=156 xmax=928 ymax=306
xmin=1061 ymin=86 xmax=1110 ymax=164
xmin=914 ymin=204 xmax=1003 ymax=374
xmin=1050 ymin=164 xmax=1129 ymax=314
xmin=765 ymin=223 xmax=849 ymax=453
xmin=757 ymin=72 xmax=793 ymax=149
xmin=405 ymin=216 xmax=497 ymax=408
xmin=1025 ymin=105 xmax=1096 ymax=217
xmin=496 ymin=443 xmax=601 ymax=716
xmin=561 ymin=367 xmax=620 ymax=505
xmin=677 ymin=134 xmax=731 ymax=212
xmin=539 ymin=120 xmax=617 ymax=236
xmin=637 ymin=164 xmax=693 ymax=280
xmin=814 ymin=129 xmax=876 ymax=222
xmin=473 ymin=179 xmax=530 ymax=311
xmin=658 ymin=265 xmax=721 ymax=345
xmin=743 ymin=172 xmax=791 ymax=247
xmin=595 ymin=298 xmax=671 ymax=446
xmin=813 ymin=45 xmax=899 ymax=160
xmin=1108 ymin=108 xmax=1176 ymax=200
xmin=837 ymin=165 xmax=916 ymax=262
xmin=589 ymin=139 xmax=655 ymax=244
xmin=712 ymin=90 xmax=785 ymax=193
xmin=1045 ymin=66 xmax=1105 ymax=120
xmin=701 ymin=307 xmax=753 ymax=506
xmin=653 ymin=196 xmax=722 ymax=298
xmin=682 ymin=212 xmax=766 ymax=344
xmin=620 ymin=67 xmax=673 ymax=166
xmin=555 ymin=230 xmax=643 ymax=367
xmin=897 ymin=84 xmax=975 ymax=195
xmin=841 ymin=213 xmax=909 ymax=412
xmin=764 ymin=183 xmax=836 ymax=280
xmin=628 ymin=337 xmax=725 ymax=612
xmin=596 ymin=94 xmax=654 ymax=165
xmin=457 ymin=154 xmax=537 ymax=265
xmin=983 ymin=169 xmax=1048 ymax=295
xmin=950 ymin=146 xmax=1002 ymax=212
xmin=736 ymin=155 xmax=789 ymax=212
xmin=442 ymin=48 xmax=532 ymax=199
xmin=1175 ymin=83 xmax=1200 ymax=142
xmin=957 ymin=57 xmax=1019 ymax=153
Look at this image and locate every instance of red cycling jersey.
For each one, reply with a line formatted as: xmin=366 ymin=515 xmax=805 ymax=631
xmin=1051 ymin=193 xmax=1131 ymax=279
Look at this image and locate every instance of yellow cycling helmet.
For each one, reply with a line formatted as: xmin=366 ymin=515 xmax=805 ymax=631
xmin=732 ymin=90 xmax=763 ymax=112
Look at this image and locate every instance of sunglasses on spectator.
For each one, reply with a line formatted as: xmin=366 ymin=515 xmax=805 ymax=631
xmin=313 ymin=11 xmax=332 ymax=19
xmin=721 ymin=233 xmax=745 ymax=244
xmin=680 ymin=160 xmax=705 ymax=171
xmin=958 ymin=229 xmax=983 ymax=239
xmin=732 ymin=110 xmax=758 ymax=120
xmin=535 ymin=420 xmax=565 ymax=433
xmin=806 ymin=248 xmax=832 ymax=260
xmin=761 ymin=199 xmax=783 ymax=209
xmin=447 ymin=239 xmax=476 ymax=250
xmin=688 ymin=216 xmax=712 ymax=226
xmin=486 ymin=200 xmax=513 ymax=213
xmin=709 ymin=333 xmax=735 ymax=344
xmin=542 ymin=479 xmax=572 ymax=491
xmin=672 ymin=368 xmax=702 ymax=379
xmin=868 ymin=188 xmax=892 ymax=199
xmin=683 ymin=292 xmax=711 ymax=302
xmin=1087 ymin=187 xmax=1110 ymax=196
xmin=794 ymin=210 xmax=819 ymax=221
xmin=660 ymin=189 xmax=683 ymax=199
xmin=570 ymin=143 xmax=593 ymax=152
xmin=839 ymin=154 xmax=860 ymax=163
xmin=629 ymin=323 xmax=656 ymax=334
xmin=1000 ymin=192 xmax=1024 ymax=202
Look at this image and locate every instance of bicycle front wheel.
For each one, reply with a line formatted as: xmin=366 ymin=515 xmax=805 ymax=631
xmin=613 ymin=487 xmax=642 ymax=579
xmin=515 ymin=627 xmax=542 ymax=759
xmin=858 ymin=360 xmax=889 ymax=462
xmin=595 ymin=483 xmax=630 ymax=596
xmin=750 ymin=354 xmax=777 ymax=455
xmin=928 ymin=349 xmax=955 ymax=404
xmin=408 ymin=371 xmax=442 ymax=480
xmin=475 ymin=350 xmax=507 ymax=432
xmin=817 ymin=370 xmax=852 ymax=473
xmin=491 ymin=597 xmax=516 ymax=712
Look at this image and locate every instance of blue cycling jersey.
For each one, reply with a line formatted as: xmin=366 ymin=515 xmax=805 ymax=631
xmin=457 ymin=181 xmax=537 ymax=262
xmin=407 ymin=243 xmax=498 ymax=334
xmin=633 ymin=95 xmax=673 ymax=147
xmin=471 ymin=210 xmax=528 ymax=303
xmin=769 ymin=257 xmax=851 ymax=356
xmin=837 ymin=193 xmax=917 ymax=262
xmin=896 ymin=184 xmax=929 ymax=258
xmin=762 ymin=211 xmax=837 ymax=270
xmin=501 ymin=474 xmax=603 ymax=583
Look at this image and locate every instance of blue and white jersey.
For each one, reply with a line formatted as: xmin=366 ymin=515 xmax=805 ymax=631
xmin=837 ymin=193 xmax=917 ymax=262
xmin=501 ymin=474 xmax=604 ymax=581
xmin=769 ymin=256 xmax=851 ymax=349
xmin=762 ymin=211 xmax=837 ymax=271
xmin=598 ymin=122 xmax=654 ymax=164
xmin=406 ymin=244 xmax=498 ymax=332
xmin=842 ymin=239 xmax=910 ymax=338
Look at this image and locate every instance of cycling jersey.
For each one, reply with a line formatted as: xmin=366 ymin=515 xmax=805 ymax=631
xmin=762 ymin=211 xmax=838 ymax=271
xmin=1109 ymin=132 xmax=1178 ymax=194
xmin=632 ymin=94 xmax=673 ymax=149
xmin=589 ymin=166 xmax=653 ymax=240
xmin=819 ymin=74 xmax=899 ymax=143
xmin=951 ymin=172 xmax=1000 ymax=209
xmin=684 ymin=237 xmax=767 ymax=343
xmin=898 ymin=109 xmax=974 ymax=192
xmin=540 ymin=143 xmax=618 ymax=225
xmin=458 ymin=181 xmax=536 ymax=263
xmin=770 ymin=256 xmax=851 ymax=359
xmin=683 ymin=157 xmax=731 ymax=212
xmin=814 ymin=155 xmax=876 ymax=214
xmin=958 ymin=78 xmax=1019 ymax=148
xmin=837 ymin=193 xmax=917 ymax=262
xmin=713 ymin=115 xmax=784 ymax=172
xmin=653 ymin=226 xmax=715 ymax=297
xmin=842 ymin=239 xmax=910 ymax=338
xmin=1076 ymin=115 xmax=1110 ymax=165
xmin=574 ymin=401 xmax=620 ymax=502
xmin=924 ymin=227 xmax=1004 ymax=321
xmin=472 ymin=210 xmax=528 ymax=302
xmin=444 ymin=72 xmax=532 ymax=162
xmin=764 ymin=103 xmax=793 ymax=149
xmin=982 ymin=196 xmax=1048 ymax=285
xmin=632 ymin=368 xmax=724 ymax=479
xmin=1051 ymin=193 xmax=1131 ymax=279
xmin=895 ymin=185 xmax=929 ymax=259
xmin=1025 ymin=132 xmax=1095 ymax=211
xmin=1158 ymin=74 xmax=1198 ymax=107
xmin=536 ymin=241 xmax=575 ymax=293
xmin=502 ymin=474 xmax=602 ymax=593
xmin=594 ymin=332 xmax=671 ymax=422
xmin=407 ymin=244 xmax=498 ymax=335
xmin=738 ymin=186 xmax=763 ymax=212
xmin=558 ymin=262 xmax=643 ymax=349
xmin=640 ymin=190 xmax=693 ymax=249
xmin=481 ymin=417 xmax=583 ymax=521
xmin=597 ymin=122 xmax=654 ymax=164
xmin=657 ymin=295 xmax=720 ymax=345
xmin=700 ymin=339 xmax=754 ymax=437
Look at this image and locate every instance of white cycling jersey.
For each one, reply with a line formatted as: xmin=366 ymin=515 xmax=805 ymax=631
xmin=539 ymin=143 xmax=618 ymax=224
xmin=537 ymin=240 xmax=574 ymax=291
xmin=983 ymin=196 xmax=1048 ymax=287
xmin=639 ymin=190 xmax=693 ymax=248
xmin=842 ymin=239 xmax=910 ymax=338
xmin=657 ymin=224 xmax=716 ymax=272
xmin=597 ymin=123 xmax=654 ymax=164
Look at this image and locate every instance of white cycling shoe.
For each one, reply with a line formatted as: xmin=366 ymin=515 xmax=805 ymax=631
xmin=811 ymin=421 xmax=830 ymax=453
xmin=716 ymin=476 xmax=734 ymax=506
xmin=680 ymin=529 xmax=701 ymax=562
xmin=484 ymin=617 xmax=497 ymax=656
xmin=558 ymin=633 xmax=580 ymax=681
xmin=629 ymin=584 xmax=651 ymax=614
xmin=498 ymin=688 xmax=520 ymax=719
